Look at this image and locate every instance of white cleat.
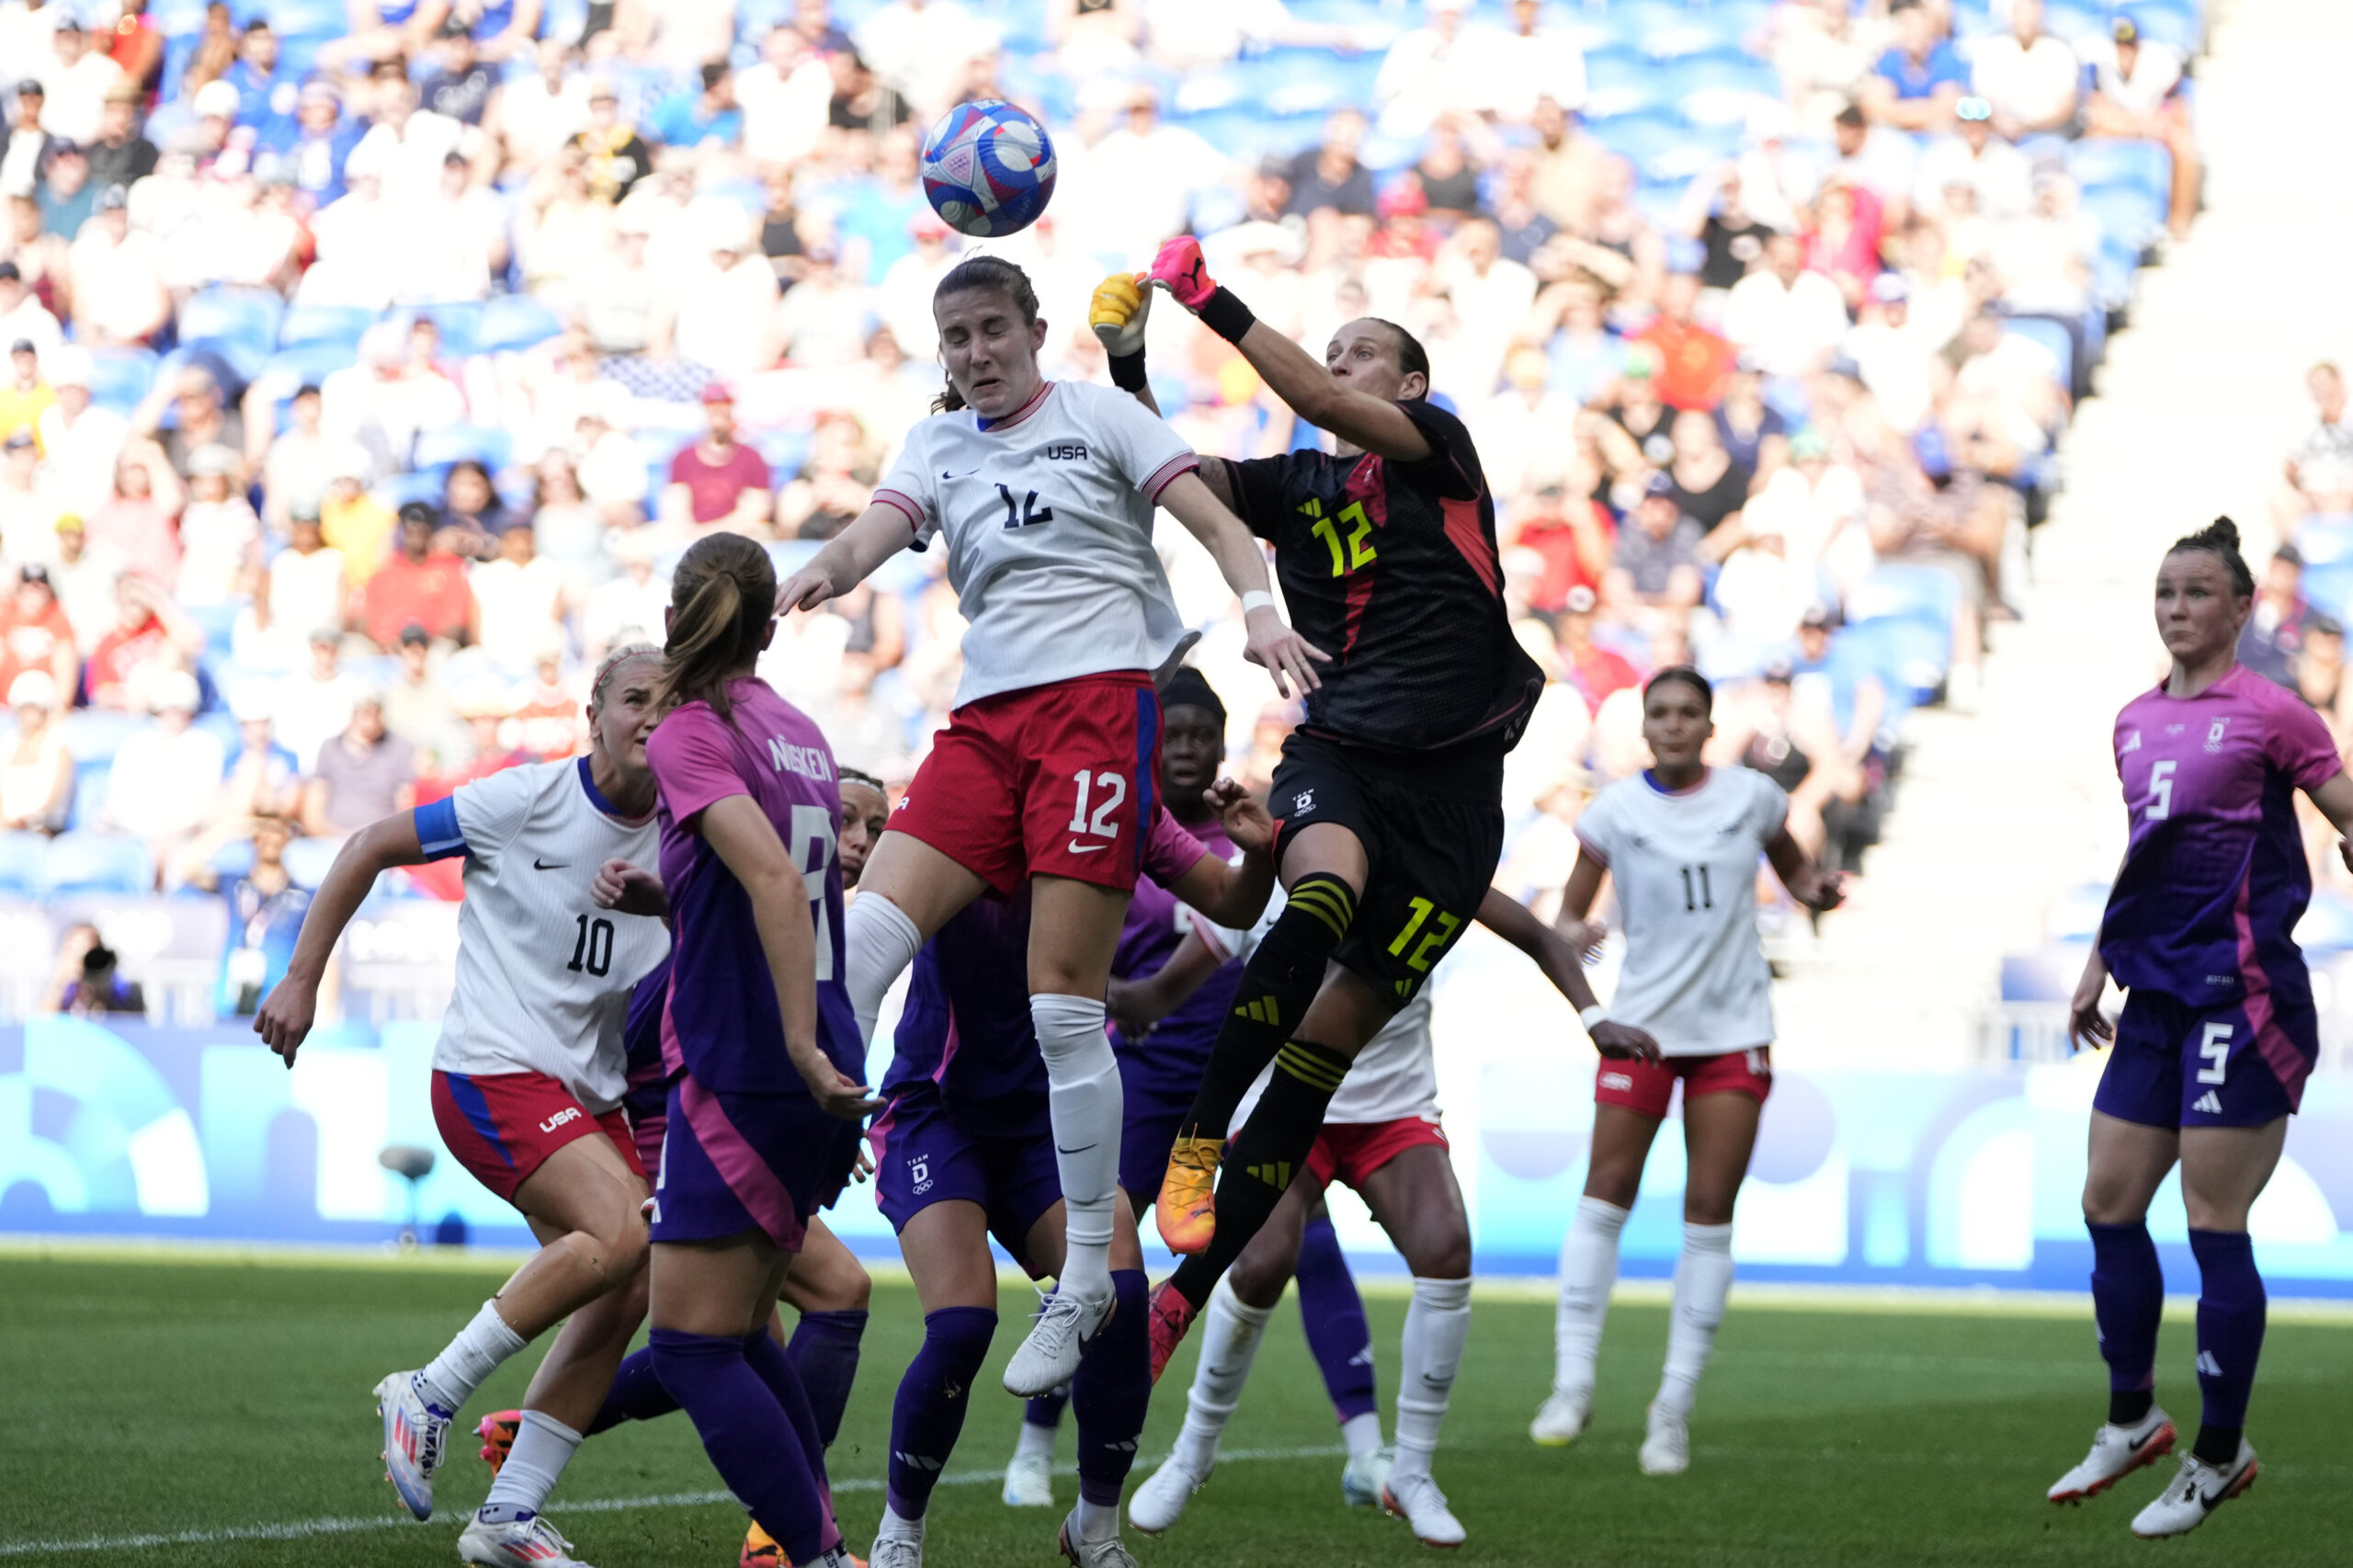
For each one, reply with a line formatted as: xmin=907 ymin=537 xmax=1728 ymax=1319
xmin=1340 ymin=1446 xmax=1393 ymax=1509
xmin=1638 ymin=1404 xmax=1688 ymax=1476
xmin=1529 ymin=1388 xmax=1593 ymax=1448
xmin=869 ymin=1528 xmax=925 ymax=1568
xmin=2046 ymin=1407 xmax=2177 ymax=1504
xmin=457 ymin=1510 xmax=593 ymax=1566
xmin=1004 ymin=1289 xmax=1113 ymax=1398
xmin=2131 ymin=1442 xmax=2259 ymax=1539
xmin=1002 ymin=1451 xmax=1054 ymax=1507
xmin=374 ymin=1371 xmax=450 ymax=1521
xmin=1056 ymin=1510 xmax=1141 ymax=1568
xmin=1381 ymin=1472 xmax=1466 ymax=1549
xmin=1128 ymin=1454 xmax=1209 ymax=1536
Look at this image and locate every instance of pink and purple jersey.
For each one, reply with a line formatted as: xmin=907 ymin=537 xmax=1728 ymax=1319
xmin=647 ymin=679 xmax=859 ymax=1096
xmin=1111 ymin=817 xmax=1242 ymax=1101
xmin=876 ymin=806 xmax=1215 ymax=1131
xmin=2099 ymin=665 xmax=2341 ymax=1004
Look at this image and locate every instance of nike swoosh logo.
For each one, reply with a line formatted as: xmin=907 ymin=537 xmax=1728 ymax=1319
xmin=1065 ymin=841 xmax=1108 ymax=855
xmin=941 ymin=466 xmax=982 ymax=479
xmin=533 ymin=858 xmax=570 ymax=870
xmin=1056 ymin=1143 xmax=1098 ymax=1155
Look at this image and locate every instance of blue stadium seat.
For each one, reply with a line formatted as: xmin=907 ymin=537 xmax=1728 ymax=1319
xmin=256 ymin=340 xmax=360 ymax=388
xmin=2297 ymin=560 xmax=2353 ymax=619
xmin=755 ymin=429 xmax=813 ymax=482
xmin=2066 ymin=139 xmax=2170 ymax=203
xmin=2003 ymin=316 xmax=2076 ymax=382
xmin=1848 ymin=563 xmax=1964 ymax=631
xmin=185 ymin=602 xmax=243 ymax=660
xmin=177 ymin=288 xmax=286 ymax=380
xmin=2081 ymin=183 xmax=2165 ymax=253
xmin=2120 ymin=0 xmax=2203 ymax=52
xmin=475 ymin=293 xmax=566 ymax=355
xmin=283 ymin=836 xmax=340 ymax=890
xmin=2293 ymin=514 xmax=2353 ymax=566
xmin=58 ymin=710 xmax=148 ymax=765
xmin=2046 ymin=881 xmax=2112 ymax=942
xmin=383 ymin=471 xmax=446 ymax=508
xmin=0 ymin=833 xmax=46 ymax=898
xmin=41 ymin=833 xmax=153 ymax=897
xmin=85 ymin=348 xmax=160 ymax=414
xmin=2092 ymin=233 xmax=2141 ymax=312
xmin=404 ymin=302 xmax=485 ymax=359
xmin=278 ymin=302 xmax=373 ymax=351
xmin=1579 ymin=44 xmax=1658 ymax=99
xmin=413 ymin=425 xmax=514 ymax=474
xmin=153 ymin=0 xmax=210 ymax=36
xmin=1837 ymin=616 xmax=1952 ymax=707
xmin=210 ymin=838 xmax=257 ymax=881
xmin=66 ymin=762 xmax=108 ymax=832
xmin=2299 ymin=889 xmax=2353 ymax=953
xmin=2001 ymin=939 xmax=2093 ymax=1003
xmin=2041 ymin=1 xmax=2108 ymax=46
xmin=268 ymin=0 xmax=349 ymax=31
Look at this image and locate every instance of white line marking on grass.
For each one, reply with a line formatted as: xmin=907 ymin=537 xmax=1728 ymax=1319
xmin=0 ymin=1445 xmax=1347 ymax=1557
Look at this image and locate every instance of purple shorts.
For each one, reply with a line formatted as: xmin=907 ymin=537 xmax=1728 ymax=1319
xmin=869 ymin=1085 xmax=1063 ymax=1278
xmin=650 ymin=1074 xmax=860 ymax=1252
xmin=2095 ymin=986 xmax=2315 ymax=1130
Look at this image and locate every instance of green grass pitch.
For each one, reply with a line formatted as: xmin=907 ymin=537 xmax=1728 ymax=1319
xmin=2 ymin=1252 xmax=2347 ymax=1566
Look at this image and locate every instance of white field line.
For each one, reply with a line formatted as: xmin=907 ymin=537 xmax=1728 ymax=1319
xmin=0 ymin=1444 xmax=1347 ymax=1558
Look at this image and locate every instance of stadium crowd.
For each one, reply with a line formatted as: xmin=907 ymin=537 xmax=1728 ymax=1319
xmin=0 ymin=0 xmax=2202 ymax=1016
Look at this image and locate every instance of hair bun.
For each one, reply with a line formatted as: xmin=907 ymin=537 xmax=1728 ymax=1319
xmin=2205 ymin=516 xmax=2241 ymax=551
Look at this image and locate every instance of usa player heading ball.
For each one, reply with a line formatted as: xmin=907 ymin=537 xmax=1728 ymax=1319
xmin=2053 ymin=518 xmax=2353 ymax=1539
xmin=775 ymin=256 xmax=1324 ymax=1397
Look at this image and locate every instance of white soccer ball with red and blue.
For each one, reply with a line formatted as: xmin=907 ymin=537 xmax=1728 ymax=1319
xmin=920 ymin=99 xmax=1058 ymax=239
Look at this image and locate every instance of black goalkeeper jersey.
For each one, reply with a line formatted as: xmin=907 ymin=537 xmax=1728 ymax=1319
xmin=1226 ymin=400 xmax=1544 ymax=756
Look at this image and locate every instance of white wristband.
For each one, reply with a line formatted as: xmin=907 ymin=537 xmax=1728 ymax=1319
xmin=1579 ymin=1005 xmax=1610 ymax=1033
xmin=1240 ymin=590 xmax=1276 ymax=615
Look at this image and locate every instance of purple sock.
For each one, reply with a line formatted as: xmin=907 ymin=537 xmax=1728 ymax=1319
xmin=587 ymin=1346 xmax=679 ymax=1435
xmin=785 ymin=1310 xmax=868 ymax=1450
xmin=650 ymin=1327 xmax=839 ymax=1564
xmin=1024 ymin=1389 xmax=1068 ymax=1431
xmin=2087 ymin=1220 xmax=2163 ymax=1424
xmin=744 ymin=1329 xmax=829 ymax=1490
xmin=887 ymin=1307 xmax=996 ymax=1520
xmin=1295 ymin=1215 xmax=1377 ymax=1424
xmin=2188 ymin=1228 xmax=2265 ymax=1460
xmin=1071 ymin=1269 xmax=1150 ymax=1510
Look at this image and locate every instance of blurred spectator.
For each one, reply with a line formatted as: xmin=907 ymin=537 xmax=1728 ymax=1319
xmin=1804 ymin=176 xmax=1886 ymax=310
xmin=1722 ymin=232 xmax=1850 ymax=379
xmin=274 ymin=628 xmax=358 ymax=768
xmin=0 ymin=561 xmax=74 ymax=700
xmin=2 ymin=81 xmax=55 ymax=196
xmin=382 ymin=621 xmax=468 ymax=768
xmin=1050 ymin=0 xmax=1141 ymax=78
xmin=85 ymin=572 xmax=199 ymax=709
xmin=67 ymin=187 xmax=168 ymax=347
xmin=50 ymin=925 xmax=145 ymax=1017
xmin=49 ymin=511 xmax=119 ymax=652
xmin=663 ymin=383 xmax=772 ymax=534
xmin=1638 ymin=270 xmax=1735 ymax=414
xmin=876 ymin=211 xmax=961 ymax=361
xmin=660 ymin=206 xmax=782 ymax=378
xmin=39 ymin=16 xmax=124 ymax=146
xmin=1286 ymin=109 xmax=1377 ymax=223
xmin=1713 ymin=663 xmax=1862 ymax=864
xmin=777 ymin=410 xmax=876 ymax=541
xmin=472 ymin=522 xmax=566 ymax=670
xmin=213 ymin=688 xmax=302 ymax=822
xmin=530 ymin=450 xmax=606 ymax=585
xmin=1 ymin=266 xmax=63 ymax=363
xmin=1473 ymin=347 xmax=1580 ymax=504
xmin=2294 ymin=614 xmax=2348 ymax=735
xmin=1485 ymin=0 xmax=1586 ymax=122
xmin=499 ymin=39 xmax=591 ymax=179
xmin=318 ymin=325 xmax=462 ymax=471
xmin=0 ymin=669 xmax=70 ymax=831
xmin=1970 ymin=0 xmax=2079 ymax=142
xmin=740 ymin=25 xmax=830 ymax=167
xmin=1506 ymin=475 xmax=1612 ymax=616
xmin=572 ymin=79 xmax=654 ymax=203
xmin=1713 ymin=352 xmax=1790 ymax=478
xmin=1555 ymin=585 xmax=1641 ymax=715
xmin=650 ymin=62 xmax=743 ymax=153
xmin=510 ymin=642 xmax=580 ymax=758
xmin=1825 ymin=100 xmax=1916 ymax=220
xmin=2082 ymin=16 xmax=2200 ymax=240
xmin=402 ymin=152 xmax=506 ymax=303
xmin=422 ymin=28 xmax=501 ymax=127
xmin=1530 ymin=278 xmax=1621 ymax=407
xmin=256 ymin=505 xmax=347 ymax=656
xmin=1665 ymin=410 xmax=1752 ymax=554
xmin=101 ymin=667 xmax=222 ymax=869
xmin=2239 ymin=544 xmax=2309 ymax=691
xmin=260 ymin=388 xmax=331 ymax=538
xmin=359 ymin=503 xmax=475 ymax=650
xmin=423 ymin=684 xmax=525 ymax=798
xmin=136 ymin=365 xmax=245 ymax=488
xmin=0 ymin=426 xmax=54 ymax=559
xmin=855 ymin=0 xmax=994 ymax=121
xmin=301 ymin=690 xmax=415 ymax=836
xmin=431 ymin=458 xmax=511 ymax=561
xmin=1412 ymin=119 xmax=1483 ymax=223
xmin=1681 ymin=168 xmax=1778 ymax=295
xmin=33 ymin=348 xmax=123 ymax=516
xmin=209 ymin=812 xmax=311 ymax=1017
xmin=1745 ymin=426 xmax=1872 ymax=598
xmin=1602 ymin=349 xmax=1673 ymax=456
xmin=1712 ymin=518 xmax=1817 ymax=644
xmin=86 ymin=81 xmax=157 ymax=193
xmin=1844 ymin=273 xmax=1935 ymax=434
xmin=582 ymin=525 xmax=668 ymax=657
xmin=2279 ymin=362 xmax=2353 ymax=524
xmin=1375 ymin=0 xmax=1490 ymax=140
xmin=175 ymin=446 xmax=258 ymax=607
xmin=1914 ymin=97 xmax=2030 ymax=221
xmin=38 ymin=141 xmax=95 ymax=240
xmin=576 ymin=206 xmax=659 ymax=353
xmin=1082 ymin=86 xmax=1229 ymax=258
xmin=1864 ymin=0 xmax=1966 ymax=131
xmin=1607 ymin=472 xmax=1706 ymax=624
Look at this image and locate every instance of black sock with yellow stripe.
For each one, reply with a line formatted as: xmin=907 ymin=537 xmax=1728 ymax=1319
xmin=1178 ymin=871 xmax=1358 ymax=1142
xmin=1169 ymin=1035 xmax=1353 ymax=1310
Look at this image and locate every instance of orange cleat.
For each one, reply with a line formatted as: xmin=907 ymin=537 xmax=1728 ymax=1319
xmin=475 ymin=1411 xmax=521 ymax=1475
xmin=1146 ymin=1278 xmax=1199 ymax=1385
xmin=1154 ymin=1136 xmax=1222 ymax=1255
xmin=740 ymin=1521 xmax=781 ymax=1567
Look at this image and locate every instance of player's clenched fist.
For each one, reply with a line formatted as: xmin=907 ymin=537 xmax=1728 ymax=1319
xmin=1089 ymin=272 xmax=1152 ymax=356
xmin=1146 ymin=236 xmax=1219 ymax=310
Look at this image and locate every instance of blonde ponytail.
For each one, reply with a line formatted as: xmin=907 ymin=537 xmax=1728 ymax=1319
xmin=654 ymin=534 xmax=776 ymax=720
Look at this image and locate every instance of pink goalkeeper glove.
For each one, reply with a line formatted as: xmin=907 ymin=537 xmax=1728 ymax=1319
xmin=1146 ymin=236 xmax=1219 ymax=311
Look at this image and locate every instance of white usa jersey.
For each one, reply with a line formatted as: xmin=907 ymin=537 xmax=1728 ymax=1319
xmin=872 ymin=381 xmax=1200 ymax=709
xmin=1217 ymin=888 xmax=1440 ymax=1126
xmin=1574 ymin=767 xmax=1788 ymax=1057
xmin=418 ymin=757 xmax=671 ymax=1111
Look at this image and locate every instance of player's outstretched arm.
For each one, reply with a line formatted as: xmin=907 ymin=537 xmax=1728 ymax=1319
xmin=1763 ymin=825 xmax=1846 ymax=915
xmin=253 ymin=811 xmax=429 ymax=1067
xmin=698 ymin=795 xmax=883 ymax=1122
xmin=1108 ymin=925 xmax=1222 ymax=1039
xmin=1144 ymin=237 xmax=1436 ymax=463
xmin=1476 ymin=886 xmax=1661 ymax=1064
xmin=1165 ymin=780 xmax=1278 ymax=930
xmin=1157 ymin=471 xmax=1329 ymax=697
xmin=775 ymin=502 xmax=915 ymax=614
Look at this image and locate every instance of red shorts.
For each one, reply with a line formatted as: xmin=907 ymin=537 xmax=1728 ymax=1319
xmin=1306 ymin=1114 xmax=1450 ymax=1191
xmin=1594 ymin=1049 xmax=1773 ymax=1119
xmin=431 ymin=1069 xmax=644 ymax=1205
xmin=890 ymin=672 xmax=1162 ymax=896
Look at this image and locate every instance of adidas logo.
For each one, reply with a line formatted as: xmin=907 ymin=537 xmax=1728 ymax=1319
xmin=2196 ymin=1350 xmax=2222 ymax=1377
xmin=1235 ymin=996 xmax=1280 ymax=1026
xmin=1244 ymin=1161 xmax=1292 ymax=1187
xmin=893 ymin=1450 xmax=943 ymax=1471
xmin=2192 ymin=1091 xmax=2222 ymax=1115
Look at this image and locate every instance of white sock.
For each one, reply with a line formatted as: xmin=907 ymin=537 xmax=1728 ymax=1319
xmin=416 ymin=1300 xmax=528 ymax=1414
xmin=1015 ymin=1409 xmax=1059 ymax=1461
xmin=1030 ymin=993 xmax=1120 ymax=1301
xmin=878 ymin=1502 xmax=926 ymax=1541
xmin=844 ymin=894 xmax=924 ymax=1044
xmin=1553 ymin=1197 xmax=1627 ymax=1399
xmin=1340 ymin=1410 xmax=1383 ymax=1457
xmin=1656 ymin=1221 xmax=1734 ymax=1419
xmin=1175 ymin=1277 xmax=1273 ymax=1472
xmin=1074 ymin=1495 xmax=1120 ymax=1544
xmin=479 ymin=1410 xmax=582 ymax=1520
xmin=1391 ymin=1276 xmax=1472 ymax=1483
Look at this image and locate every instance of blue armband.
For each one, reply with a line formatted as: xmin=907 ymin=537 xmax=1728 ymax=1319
xmin=414 ymin=798 xmax=468 ymax=861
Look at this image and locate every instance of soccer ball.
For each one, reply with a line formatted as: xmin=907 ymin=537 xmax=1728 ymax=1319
xmin=920 ymin=99 xmax=1058 ymax=239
